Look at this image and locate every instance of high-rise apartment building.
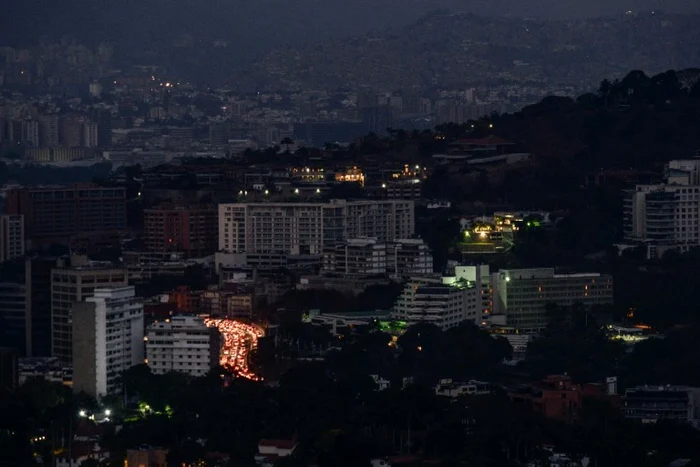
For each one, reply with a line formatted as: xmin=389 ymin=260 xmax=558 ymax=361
xmin=0 ymin=214 xmax=25 ymax=262
xmin=83 ymin=122 xmax=99 ymax=148
xmin=4 ymin=184 xmax=127 ymax=244
xmin=72 ymin=286 xmax=144 ymax=398
xmin=145 ymin=315 xmax=218 ymax=377
xmin=218 ymin=200 xmax=414 ymax=256
xmin=59 ymin=114 xmax=84 ymax=147
xmin=23 ymin=119 xmax=40 ymax=147
xmin=491 ymin=268 xmax=613 ymax=333
xmin=623 ymin=158 xmax=700 ymax=258
xmin=0 ymin=281 xmax=30 ymax=356
xmin=361 ymin=105 xmax=393 ymax=135
xmin=39 ymin=115 xmax=59 ymax=147
xmin=51 ymin=264 xmax=128 ymax=365
xmin=95 ymin=109 xmax=112 ymax=148
xmin=0 ymin=256 xmax=60 ymax=357
xmin=144 ymin=204 xmax=218 ymax=258
xmin=392 ymin=271 xmax=480 ymax=330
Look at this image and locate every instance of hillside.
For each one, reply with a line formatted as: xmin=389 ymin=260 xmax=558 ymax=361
xmin=235 ymin=11 xmax=700 ymax=91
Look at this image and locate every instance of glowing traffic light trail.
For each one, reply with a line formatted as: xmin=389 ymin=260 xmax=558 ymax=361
xmin=204 ymin=318 xmax=265 ymax=381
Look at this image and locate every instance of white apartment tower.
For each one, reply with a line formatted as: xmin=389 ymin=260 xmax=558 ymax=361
xmin=83 ymin=122 xmax=99 ymax=148
xmin=72 ymin=286 xmax=144 ymax=399
xmin=624 ymin=158 xmax=700 ymax=257
xmin=491 ymin=268 xmax=613 ymax=333
xmin=392 ymin=271 xmax=479 ymax=330
xmin=0 ymin=214 xmax=25 ymax=262
xmin=145 ymin=316 xmax=217 ymax=377
xmin=51 ymin=265 xmax=128 ymax=365
xmin=218 ymin=200 xmax=414 ymax=255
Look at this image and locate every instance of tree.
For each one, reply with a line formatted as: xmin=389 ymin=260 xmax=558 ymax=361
xmin=281 ymin=137 xmax=294 ymax=153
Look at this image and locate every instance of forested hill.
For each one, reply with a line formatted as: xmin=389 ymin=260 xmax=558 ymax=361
xmin=469 ymin=69 xmax=700 ymax=172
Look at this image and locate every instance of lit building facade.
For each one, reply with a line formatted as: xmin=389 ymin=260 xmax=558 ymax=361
xmin=492 ymin=268 xmax=613 ymax=333
xmin=335 ymin=166 xmax=365 ymax=186
xmin=72 ymin=286 xmax=144 ymax=398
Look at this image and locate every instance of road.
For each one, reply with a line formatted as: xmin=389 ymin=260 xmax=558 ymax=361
xmin=204 ymin=318 xmax=265 ymax=381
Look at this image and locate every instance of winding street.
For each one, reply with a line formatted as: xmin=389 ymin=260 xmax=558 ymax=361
xmin=204 ymin=318 xmax=265 ymax=381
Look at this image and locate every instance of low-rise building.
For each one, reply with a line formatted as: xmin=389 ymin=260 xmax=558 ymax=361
xmin=392 ymin=269 xmax=480 ymax=330
xmin=126 ymin=447 xmax=168 ymax=467
xmin=146 ymin=315 xmax=218 ymax=377
xmin=435 ymin=378 xmax=492 ymax=398
xmin=18 ymin=356 xmax=71 ymax=386
xmin=623 ymin=385 xmax=700 ymax=425
xmin=492 ymin=268 xmax=613 ymax=333
xmin=508 ymin=375 xmax=582 ymax=423
xmin=256 ymin=439 xmax=298 ymax=466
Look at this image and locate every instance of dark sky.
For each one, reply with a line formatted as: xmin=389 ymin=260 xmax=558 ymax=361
xmin=1 ymin=0 xmax=698 ymax=57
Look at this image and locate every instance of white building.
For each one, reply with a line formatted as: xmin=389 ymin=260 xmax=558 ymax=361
xmin=145 ymin=315 xmax=216 ymax=377
xmin=24 ymin=119 xmax=40 ymax=147
xmin=0 ymin=214 xmax=25 ymax=262
xmin=322 ymin=237 xmax=432 ymax=277
xmin=218 ymin=199 xmax=414 ymax=255
xmin=455 ymin=264 xmax=492 ymax=319
xmin=323 ymin=238 xmax=387 ymax=276
xmin=72 ymin=286 xmax=144 ymax=399
xmin=623 ymin=158 xmax=700 ymax=257
xmin=51 ymin=265 xmax=128 ymax=365
xmin=388 ymin=239 xmax=433 ymax=278
xmin=491 ymin=268 xmax=613 ymax=333
xmin=392 ymin=270 xmax=480 ymax=330
xmin=83 ymin=122 xmax=99 ymax=148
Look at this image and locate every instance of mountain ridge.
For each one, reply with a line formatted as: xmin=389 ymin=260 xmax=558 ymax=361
xmin=233 ymin=11 xmax=700 ymax=91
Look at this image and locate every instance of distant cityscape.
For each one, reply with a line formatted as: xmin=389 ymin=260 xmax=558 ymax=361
xmin=3 ymin=6 xmax=700 ymax=467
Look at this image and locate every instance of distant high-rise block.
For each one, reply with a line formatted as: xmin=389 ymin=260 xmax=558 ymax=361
xmin=23 ymin=119 xmax=40 ymax=147
xmin=39 ymin=115 xmax=59 ymax=147
xmin=0 ymin=214 xmax=25 ymax=263
xmin=218 ymin=199 xmax=414 ymax=256
xmin=4 ymin=184 xmax=127 ymax=245
xmin=59 ymin=114 xmax=84 ymax=148
xmin=361 ymin=105 xmax=393 ymax=135
xmin=143 ymin=204 xmax=218 ymax=258
xmin=83 ymin=122 xmax=98 ymax=148
xmin=0 ymin=347 xmax=19 ymax=392
xmin=95 ymin=110 xmax=112 ymax=148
